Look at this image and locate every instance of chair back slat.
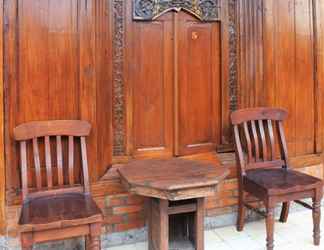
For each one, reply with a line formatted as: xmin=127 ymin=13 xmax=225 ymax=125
xmin=80 ymin=137 xmax=90 ymax=194
xmin=243 ymin=122 xmax=253 ymax=162
xmin=68 ymin=136 xmax=75 ymax=185
xmin=267 ymin=119 xmax=276 ymax=160
xmin=277 ymin=121 xmax=289 ymax=166
xmin=251 ymin=121 xmax=260 ymax=161
xmin=234 ymin=125 xmax=245 ymax=168
xmin=13 ymin=120 xmax=92 ymax=201
xmin=20 ymin=141 xmax=28 ymax=200
xmin=44 ymin=136 xmax=53 ymax=188
xmin=32 ymin=138 xmax=42 ymax=189
xmin=56 ymin=136 xmax=64 ymax=186
xmin=258 ymin=120 xmax=268 ymax=160
xmin=231 ymin=108 xmax=289 ymax=175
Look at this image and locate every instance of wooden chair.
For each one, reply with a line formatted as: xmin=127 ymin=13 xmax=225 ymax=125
xmin=231 ymin=108 xmax=323 ymax=250
xmin=13 ymin=120 xmax=103 ymax=250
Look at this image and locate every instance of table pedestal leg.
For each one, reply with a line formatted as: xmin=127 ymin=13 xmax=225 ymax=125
xmin=195 ymin=198 xmax=205 ymax=250
xmin=148 ymin=198 xmax=169 ymax=250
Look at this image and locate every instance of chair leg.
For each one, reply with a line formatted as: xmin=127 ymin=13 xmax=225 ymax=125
xmin=279 ymin=202 xmax=290 ymax=223
xmin=266 ymin=206 xmax=275 ymax=250
xmin=21 ymin=232 xmax=33 ymax=250
xmin=88 ymin=223 xmax=101 ymax=250
xmin=312 ymin=198 xmax=321 ymax=246
xmin=85 ymin=235 xmax=91 ymax=249
xmin=237 ymin=190 xmax=246 ymax=231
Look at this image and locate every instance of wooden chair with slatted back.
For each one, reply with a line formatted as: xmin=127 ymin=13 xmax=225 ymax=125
xmin=231 ymin=108 xmax=323 ymax=250
xmin=13 ymin=120 xmax=103 ymax=250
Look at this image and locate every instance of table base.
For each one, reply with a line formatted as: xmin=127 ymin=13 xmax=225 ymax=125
xmin=146 ymin=198 xmax=205 ymax=250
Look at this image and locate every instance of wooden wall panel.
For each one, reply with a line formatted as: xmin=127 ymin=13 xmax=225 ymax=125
xmin=263 ymin=0 xmax=315 ymax=157
xmin=0 ymin=0 xmax=5 ymax=234
xmin=4 ymin=0 xmax=112 ymax=200
xmin=177 ymin=12 xmax=221 ymax=155
xmin=240 ymin=0 xmax=317 ymax=157
xmin=314 ymin=0 xmax=324 ymax=153
xmin=130 ymin=15 xmax=174 ymax=158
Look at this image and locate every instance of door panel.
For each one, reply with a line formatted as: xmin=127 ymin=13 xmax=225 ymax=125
xmin=177 ymin=13 xmax=221 ymax=155
xmin=131 ymin=14 xmax=174 ymax=158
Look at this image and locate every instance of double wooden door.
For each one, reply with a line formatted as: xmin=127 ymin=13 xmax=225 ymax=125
xmin=129 ymin=11 xmax=221 ymax=157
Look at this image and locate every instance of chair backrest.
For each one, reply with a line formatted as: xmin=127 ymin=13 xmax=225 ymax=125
xmin=230 ymin=107 xmax=289 ymax=176
xmin=13 ymin=120 xmax=91 ymax=201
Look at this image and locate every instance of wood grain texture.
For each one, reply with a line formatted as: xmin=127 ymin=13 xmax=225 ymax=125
xmin=232 ymin=108 xmax=323 ymax=250
xmin=15 ymin=121 xmax=103 ymax=249
xmin=238 ymin=0 xmax=320 ymax=157
xmin=0 ymin=0 xmax=5 ymax=234
xmin=4 ymin=0 xmax=112 ymax=198
xmin=177 ymin=12 xmax=221 ymax=155
xmin=14 ymin=120 xmax=93 ymax=198
xmin=118 ymin=158 xmax=229 ymax=200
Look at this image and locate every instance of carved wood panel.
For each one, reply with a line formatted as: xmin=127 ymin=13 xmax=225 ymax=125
xmin=133 ymin=0 xmax=221 ymax=21
xmin=177 ymin=12 xmax=221 ymax=155
xmin=112 ymin=0 xmax=238 ymax=156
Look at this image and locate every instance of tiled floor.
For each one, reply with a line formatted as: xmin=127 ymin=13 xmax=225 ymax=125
xmin=109 ymin=209 xmax=323 ymax=250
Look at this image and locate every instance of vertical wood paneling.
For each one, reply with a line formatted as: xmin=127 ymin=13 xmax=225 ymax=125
xmin=314 ymin=0 xmax=324 ymax=153
xmin=96 ymin=0 xmax=112 ymax=177
xmin=4 ymin=0 xmax=19 ymax=192
xmin=131 ymin=15 xmax=174 ymax=158
xmin=177 ymin=12 xmax=221 ymax=155
xmin=79 ymin=0 xmax=98 ymax=181
xmin=241 ymin=0 xmax=317 ymax=157
xmin=295 ymin=0 xmax=314 ymax=155
xmin=238 ymin=0 xmax=264 ymax=108
xmin=4 ymin=0 xmax=112 ymax=201
xmin=0 ymin=0 xmax=5 ymax=234
xmin=276 ymin=0 xmax=296 ymax=156
xmin=48 ymin=0 xmax=79 ymax=119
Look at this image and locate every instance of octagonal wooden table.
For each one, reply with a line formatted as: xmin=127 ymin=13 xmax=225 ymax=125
xmin=118 ymin=158 xmax=229 ymax=250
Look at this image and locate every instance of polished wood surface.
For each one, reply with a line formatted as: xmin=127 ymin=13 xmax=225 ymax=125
xmin=14 ymin=120 xmax=103 ymax=249
xmin=19 ymin=193 xmax=102 ymax=232
xmin=118 ymin=158 xmax=229 ymax=200
xmin=120 ymin=159 xmax=228 ymax=250
xmin=14 ymin=120 xmax=91 ymax=140
xmin=0 ymin=0 xmax=4 ymax=234
xmin=130 ymin=12 xmax=174 ymax=158
xmin=13 ymin=120 xmax=92 ymax=199
xmin=177 ymin=12 xmax=221 ymax=155
xmin=128 ymin=9 xmax=222 ymax=158
xmin=238 ymin=0 xmax=321 ymax=157
xmin=4 ymin=0 xmax=112 ymax=198
xmin=231 ymin=108 xmax=323 ymax=250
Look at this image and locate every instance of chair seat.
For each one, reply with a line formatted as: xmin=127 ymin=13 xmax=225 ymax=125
xmin=19 ymin=193 xmax=103 ymax=232
xmin=244 ymin=168 xmax=322 ymax=195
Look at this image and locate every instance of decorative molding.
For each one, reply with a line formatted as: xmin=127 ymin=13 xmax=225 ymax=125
xmin=228 ymin=0 xmax=238 ymax=112
xmin=133 ymin=0 xmax=221 ymax=21
xmin=113 ymin=0 xmax=126 ymax=156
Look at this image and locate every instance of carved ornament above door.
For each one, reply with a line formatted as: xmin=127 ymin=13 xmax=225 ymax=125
xmin=133 ymin=0 xmax=221 ymax=21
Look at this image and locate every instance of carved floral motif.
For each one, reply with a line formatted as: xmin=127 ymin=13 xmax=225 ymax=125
xmin=133 ymin=0 xmax=220 ymax=21
xmin=228 ymin=0 xmax=238 ymax=112
xmin=113 ymin=0 xmax=126 ymax=156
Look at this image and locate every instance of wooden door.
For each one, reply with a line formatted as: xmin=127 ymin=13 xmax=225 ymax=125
xmin=130 ymin=13 xmax=174 ymax=158
xmin=176 ymin=12 xmax=221 ymax=156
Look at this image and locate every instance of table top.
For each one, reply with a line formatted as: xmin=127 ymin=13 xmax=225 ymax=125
xmin=118 ymin=158 xmax=229 ymax=200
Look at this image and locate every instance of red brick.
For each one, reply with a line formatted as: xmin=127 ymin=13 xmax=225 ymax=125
xmin=126 ymin=195 xmax=145 ymax=205
xmin=113 ymin=205 xmax=143 ymax=215
xmin=104 ymin=214 xmax=125 ymax=225
xmin=105 ymin=194 xmax=127 ymax=208
xmin=114 ymin=220 xmax=145 ymax=232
